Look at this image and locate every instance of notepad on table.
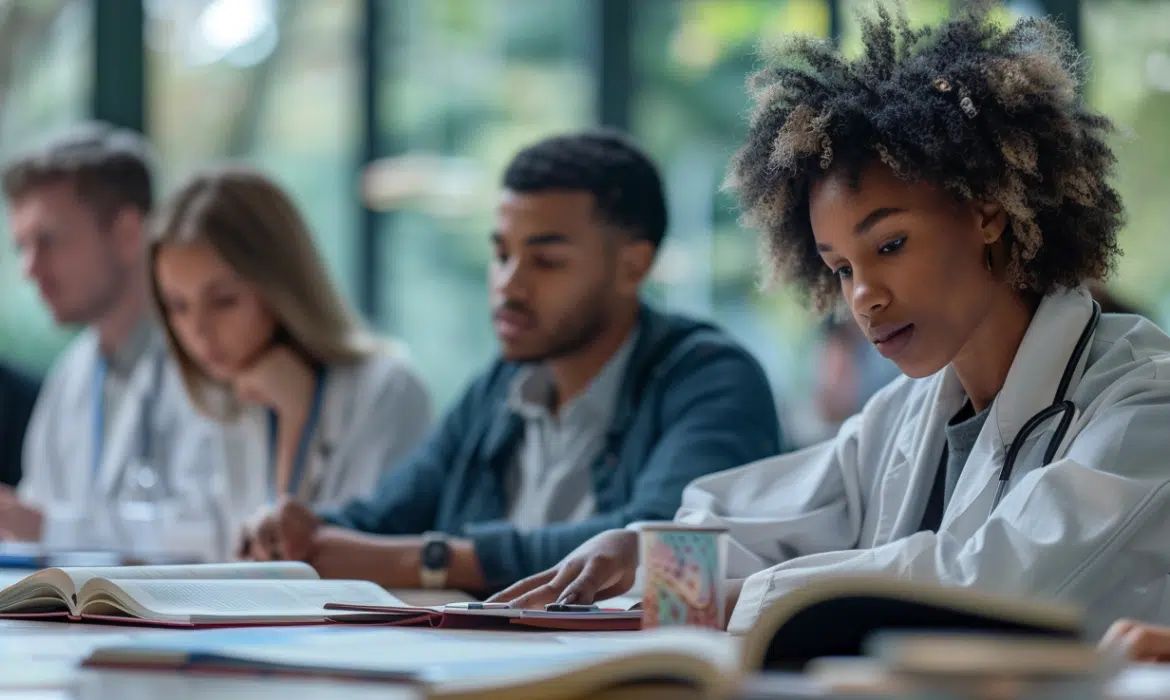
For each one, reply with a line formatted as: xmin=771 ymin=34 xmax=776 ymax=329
xmin=0 ymin=561 xmax=401 ymax=627
xmin=324 ymin=600 xmax=643 ymax=631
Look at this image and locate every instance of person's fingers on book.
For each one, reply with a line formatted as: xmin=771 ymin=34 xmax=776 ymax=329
xmin=256 ymin=521 xmax=283 ymax=561
xmin=557 ymin=557 xmax=614 ymax=606
xmin=234 ymin=527 xmax=254 ymax=560
xmin=485 ymin=569 xmax=556 ymax=604
xmin=511 ymin=560 xmax=585 ymax=609
xmin=1117 ymin=622 xmax=1170 ymax=662
xmin=1100 ymin=619 xmax=1140 ymax=651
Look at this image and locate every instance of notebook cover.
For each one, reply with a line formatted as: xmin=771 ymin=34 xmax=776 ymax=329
xmin=324 ymin=603 xmax=643 ymax=631
xmin=760 ymin=594 xmax=1081 ymax=671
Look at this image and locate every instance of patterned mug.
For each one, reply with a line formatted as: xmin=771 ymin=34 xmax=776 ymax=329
xmin=634 ymin=523 xmax=729 ymax=629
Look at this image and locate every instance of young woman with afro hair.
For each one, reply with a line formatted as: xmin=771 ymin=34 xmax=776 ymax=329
xmin=492 ymin=1 xmax=1170 ymax=641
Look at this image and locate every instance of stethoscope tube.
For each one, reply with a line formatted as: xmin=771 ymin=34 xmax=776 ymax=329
xmin=989 ymin=301 xmax=1102 ymax=511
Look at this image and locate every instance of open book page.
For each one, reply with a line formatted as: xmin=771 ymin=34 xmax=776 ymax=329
xmin=430 ymin=628 xmax=739 ymax=699
xmin=102 ymin=626 xmax=739 ymax=696
xmin=80 ymin=578 xmax=404 ymax=623
xmin=60 ymin=561 xmax=319 ymax=593
xmin=0 ymin=561 xmax=319 ymax=616
xmin=596 ymin=594 xmax=642 ymax=610
xmin=190 ymin=628 xmax=580 ymax=673
xmin=0 ymin=573 xmax=77 ymax=615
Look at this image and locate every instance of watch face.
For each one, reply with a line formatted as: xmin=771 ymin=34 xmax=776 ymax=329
xmin=421 ymin=539 xmax=451 ymax=570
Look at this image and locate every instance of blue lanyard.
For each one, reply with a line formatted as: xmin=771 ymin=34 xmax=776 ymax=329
xmin=92 ymin=355 xmax=107 ymax=477
xmin=267 ymin=368 xmax=328 ymax=499
xmin=92 ymin=347 xmax=164 ymax=480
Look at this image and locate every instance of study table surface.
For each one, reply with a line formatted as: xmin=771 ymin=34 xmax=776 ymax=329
xmin=0 ymin=618 xmax=670 ymax=700
xmin=0 ymin=622 xmax=393 ymax=697
xmin=5 ymin=617 xmax=1170 ymax=700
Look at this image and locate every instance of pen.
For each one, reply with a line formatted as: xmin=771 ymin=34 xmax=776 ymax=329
xmin=544 ymin=603 xmax=601 ymax=613
xmin=444 ymin=602 xmax=512 ymax=610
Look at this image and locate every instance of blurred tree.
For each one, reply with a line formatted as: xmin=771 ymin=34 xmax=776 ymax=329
xmin=1082 ymin=0 xmax=1170 ymax=324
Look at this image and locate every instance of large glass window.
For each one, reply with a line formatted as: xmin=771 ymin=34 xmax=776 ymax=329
xmin=1082 ymin=0 xmax=1170 ymax=323
xmin=147 ymin=0 xmax=360 ymax=298
xmin=371 ymin=0 xmax=595 ymax=410
xmin=0 ymin=0 xmax=92 ymax=372
xmin=631 ymin=0 xmax=836 ymax=444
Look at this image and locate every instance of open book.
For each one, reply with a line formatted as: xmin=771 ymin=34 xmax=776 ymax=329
xmin=0 ymin=562 xmax=400 ymax=627
xmin=82 ymin=625 xmax=740 ymax=700
xmin=736 ymin=574 xmax=1082 ymax=671
xmin=80 ymin=575 xmax=1090 ymax=699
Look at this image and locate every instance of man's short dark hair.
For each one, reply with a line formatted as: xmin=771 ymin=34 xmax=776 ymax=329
xmin=502 ymin=130 xmax=668 ymax=248
xmin=1 ymin=121 xmax=155 ymax=219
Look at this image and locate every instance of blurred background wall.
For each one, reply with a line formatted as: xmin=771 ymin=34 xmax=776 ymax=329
xmin=0 ymin=0 xmax=1165 ymax=446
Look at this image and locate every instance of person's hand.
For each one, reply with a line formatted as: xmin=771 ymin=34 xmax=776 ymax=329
xmin=1101 ymin=619 xmax=1170 ymax=663
xmin=0 ymin=485 xmax=43 ymax=542
xmin=236 ymin=496 xmax=321 ymax=562
xmin=233 ymin=345 xmax=315 ymax=417
xmin=488 ymin=529 xmax=639 ymax=609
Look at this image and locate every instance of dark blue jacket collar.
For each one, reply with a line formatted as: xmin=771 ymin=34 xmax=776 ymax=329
xmin=480 ymin=302 xmax=716 ymax=463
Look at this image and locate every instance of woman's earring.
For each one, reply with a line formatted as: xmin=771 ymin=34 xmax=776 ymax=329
xmin=985 ymin=245 xmax=995 ymax=272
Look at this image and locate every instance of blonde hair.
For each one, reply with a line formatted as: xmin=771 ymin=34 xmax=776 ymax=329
xmin=149 ymin=165 xmax=383 ymax=419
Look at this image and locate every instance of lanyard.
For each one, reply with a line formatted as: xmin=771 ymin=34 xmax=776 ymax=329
xmin=92 ymin=355 xmax=107 ymax=477
xmin=267 ymin=368 xmax=328 ymax=500
xmin=92 ymin=345 xmax=165 ymax=481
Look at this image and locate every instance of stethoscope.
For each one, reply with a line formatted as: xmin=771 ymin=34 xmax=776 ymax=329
xmin=93 ymin=344 xmax=167 ymax=480
xmin=990 ymin=300 xmax=1102 ymax=511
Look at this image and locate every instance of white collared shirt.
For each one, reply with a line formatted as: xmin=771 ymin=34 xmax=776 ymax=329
xmin=504 ymin=328 xmax=639 ymax=532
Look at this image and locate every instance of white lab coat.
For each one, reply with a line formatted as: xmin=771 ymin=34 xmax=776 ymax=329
xmin=19 ymin=327 xmax=223 ymax=559
xmin=216 ymin=352 xmax=432 ymax=549
xmin=675 ymin=286 xmax=1170 ymax=637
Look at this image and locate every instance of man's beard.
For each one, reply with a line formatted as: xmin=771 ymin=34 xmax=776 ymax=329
xmin=60 ymin=260 xmax=128 ymax=326
xmin=504 ymin=292 xmax=612 ymax=364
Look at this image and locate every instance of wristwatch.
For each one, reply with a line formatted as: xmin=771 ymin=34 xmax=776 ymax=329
xmin=419 ymin=531 xmax=451 ymax=589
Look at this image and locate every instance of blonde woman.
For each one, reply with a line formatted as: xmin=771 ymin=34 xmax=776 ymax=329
xmin=149 ymin=166 xmax=432 ymax=552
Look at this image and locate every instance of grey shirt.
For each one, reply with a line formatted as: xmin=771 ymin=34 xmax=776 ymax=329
xmin=919 ymin=400 xmax=992 ymax=532
xmin=943 ymin=402 xmax=991 ymax=507
xmin=504 ymin=328 xmax=639 ymax=532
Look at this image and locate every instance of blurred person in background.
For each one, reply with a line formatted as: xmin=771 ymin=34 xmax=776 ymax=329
xmin=237 ymin=131 xmax=782 ymax=596
xmin=0 ymin=123 xmax=221 ymax=556
xmin=149 ymin=165 xmax=432 ymax=546
xmin=785 ymin=315 xmax=899 ymax=447
xmin=0 ymin=361 xmax=39 ymax=488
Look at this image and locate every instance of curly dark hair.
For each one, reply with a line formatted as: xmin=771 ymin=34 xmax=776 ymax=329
xmin=503 ymin=130 xmax=668 ymax=249
xmin=726 ymin=1 xmax=1124 ymax=311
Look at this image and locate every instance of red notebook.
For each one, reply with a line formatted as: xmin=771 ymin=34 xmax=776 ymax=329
xmin=0 ymin=561 xmax=398 ymax=628
xmin=324 ymin=602 xmax=644 ymax=631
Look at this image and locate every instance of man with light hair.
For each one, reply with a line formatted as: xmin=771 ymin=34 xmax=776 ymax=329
xmin=0 ymin=122 xmax=221 ymax=558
